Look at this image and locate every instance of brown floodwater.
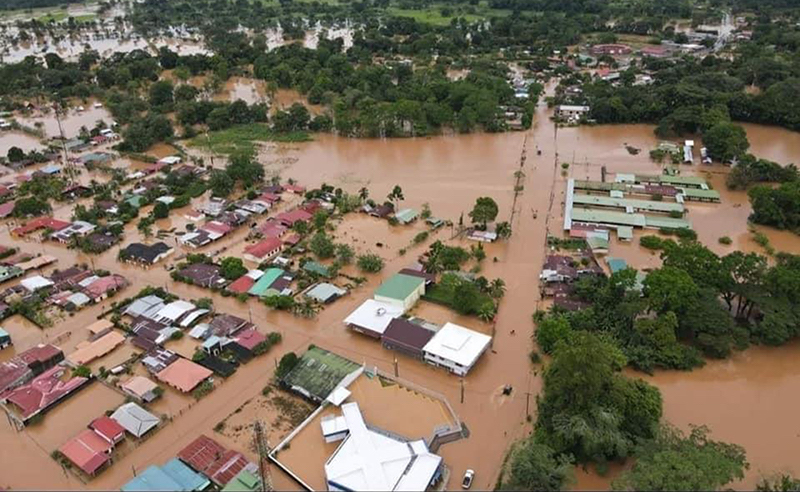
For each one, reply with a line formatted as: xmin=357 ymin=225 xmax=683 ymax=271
xmin=215 ymin=77 xmax=267 ymax=105
xmin=0 ymin=87 xmax=799 ymax=491
xmin=16 ymin=102 xmax=114 ymax=139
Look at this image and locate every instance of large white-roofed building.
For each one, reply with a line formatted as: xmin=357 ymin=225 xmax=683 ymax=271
xmin=421 ymin=322 xmax=491 ymax=376
xmin=344 ymin=300 xmax=404 ymax=339
xmin=322 ymin=402 xmax=443 ymax=492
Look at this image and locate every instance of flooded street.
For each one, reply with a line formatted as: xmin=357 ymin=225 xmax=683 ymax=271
xmin=0 ymin=87 xmax=798 ymax=491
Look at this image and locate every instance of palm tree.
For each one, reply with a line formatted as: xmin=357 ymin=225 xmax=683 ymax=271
xmin=490 ymin=279 xmax=506 ymax=299
xmin=293 ymin=300 xmax=318 ymax=319
xmin=478 ymin=304 xmax=496 ymax=322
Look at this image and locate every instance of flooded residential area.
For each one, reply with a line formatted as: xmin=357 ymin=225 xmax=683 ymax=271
xmin=0 ymin=0 xmax=799 ymax=491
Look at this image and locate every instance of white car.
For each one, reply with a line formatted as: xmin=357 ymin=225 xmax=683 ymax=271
xmin=462 ymin=469 xmax=475 ymax=489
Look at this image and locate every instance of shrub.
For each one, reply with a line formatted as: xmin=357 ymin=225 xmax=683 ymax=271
xmin=192 ymin=380 xmax=214 ymax=400
xmin=357 ymin=253 xmax=384 ymax=273
xmin=640 ymin=235 xmax=664 ymax=250
xmin=718 ymin=236 xmax=732 ymax=245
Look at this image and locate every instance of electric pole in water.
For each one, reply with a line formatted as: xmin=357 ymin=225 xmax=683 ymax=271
xmin=253 ymin=420 xmax=274 ymax=492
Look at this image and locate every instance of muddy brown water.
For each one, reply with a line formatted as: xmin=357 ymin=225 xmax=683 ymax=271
xmin=0 ymin=94 xmax=798 ymax=490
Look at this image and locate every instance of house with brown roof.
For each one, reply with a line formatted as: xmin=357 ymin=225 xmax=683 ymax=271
xmin=381 ymin=318 xmax=436 ymax=359
xmin=156 ymin=358 xmax=212 ymax=393
xmin=178 ymin=263 xmax=227 ymax=289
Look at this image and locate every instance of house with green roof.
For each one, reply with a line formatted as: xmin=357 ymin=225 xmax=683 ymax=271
xmin=222 ymin=470 xmax=260 ymax=492
xmin=303 ymin=260 xmax=331 ymax=278
xmin=374 ymin=273 xmax=426 ymax=312
xmin=248 ymin=268 xmax=284 ymax=297
xmin=394 ymin=208 xmax=419 ymax=225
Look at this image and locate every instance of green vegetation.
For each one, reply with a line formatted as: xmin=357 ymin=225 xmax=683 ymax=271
xmin=612 ymin=425 xmax=748 ymax=491
xmin=424 ymin=272 xmax=495 ymax=318
xmin=356 ymin=253 xmax=384 ymax=273
xmin=192 ymin=380 xmax=215 ymax=400
xmin=189 ymin=123 xmax=310 ymax=156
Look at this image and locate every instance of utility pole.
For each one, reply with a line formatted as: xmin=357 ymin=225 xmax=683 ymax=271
xmin=525 ymin=391 xmax=531 ymax=417
xmin=253 ymin=420 xmax=274 ymax=492
xmin=460 ymin=378 xmax=465 ymax=404
xmin=393 ymin=357 xmax=398 ymax=378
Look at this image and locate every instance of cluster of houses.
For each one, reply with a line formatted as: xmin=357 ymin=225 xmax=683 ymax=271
xmin=344 ymin=269 xmax=491 ymax=376
xmin=0 ymin=344 xmax=93 ymax=427
xmin=120 ymin=434 xmax=261 ymax=492
xmin=538 ymin=254 xmax=604 ymax=311
xmin=15 ymin=266 xmax=129 ymax=311
xmin=57 ymin=405 xmax=159 ymax=477
xmin=124 ymin=294 xmax=270 ymax=379
xmin=178 ymin=184 xmax=308 ymax=250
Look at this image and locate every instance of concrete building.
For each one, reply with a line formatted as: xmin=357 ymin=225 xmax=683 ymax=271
xmin=555 ymin=105 xmax=590 ymax=120
xmin=422 ymin=323 xmax=492 ymax=376
xmin=344 ymin=300 xmax=404 ymax=339
xmin=322 ymin=402 xmax=443 ymax=491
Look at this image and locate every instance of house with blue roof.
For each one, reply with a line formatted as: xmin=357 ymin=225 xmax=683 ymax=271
xmin=122 ymin=458 xmax=210 ymax=491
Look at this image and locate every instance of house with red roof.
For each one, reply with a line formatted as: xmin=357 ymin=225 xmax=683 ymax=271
xmin=58 ymin=429 xmax=112 ymax=476
xmin=89 ymin=416 xmax=126 ymax=446
xmin=83 ymin=274 xmax=129 ymax=302
xmin=12 ymin=217 xmax=71 ymax=237
xmin=1 ymin=366 xmax=89 ymax=424
xmin=201 ymin=221 xmax=233 ymax=237
xmin=226 ymin=272 xmax=259 ymax=295
xmin=233 ymin=329 xmax=267 ymax=352
xmin=283 ymin=183 xmax=306 ymax=194
xmin=275 ymin=209 xmax=312 ymax=228
xmin=256 ymin=220 xmax=287 ymax=239
xmin=0 ymin=201 xmax=15 ymax=219
xmin=178 ymin=435 xmax=252 ymax=487
xmin=243 ymin=238 xmax=282 ymax=264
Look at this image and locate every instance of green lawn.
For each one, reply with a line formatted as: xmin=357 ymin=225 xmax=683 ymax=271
xmin=36 ymin=11 xmax=95 ymax=23
xmin=386 ymin=2 xmax=511 ymax=26
xmin=187 ymin=123 xmax=311 ymax=156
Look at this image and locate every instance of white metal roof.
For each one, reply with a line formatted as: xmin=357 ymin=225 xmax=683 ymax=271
xmin=326 ymin=387 xmax=351 ymax=406
xmin=323 ymin=402 xmax=441 ymax=491
xmin=344 ymin=300 xmax=404 ymax=335
xmin=124 ymin=295 xmax=165 ymax=319
xmin=422 ymin=322 xmax=492 ymax=368
xmin=111 ymin=402 xmax=159 ymax=438
xmin=21 ymin=275 xmax=54 ymax=291
xmin=154 ymin=300 xmax=196 ymax=323
xmin=179 ymin=309 xmax=209 ymax=327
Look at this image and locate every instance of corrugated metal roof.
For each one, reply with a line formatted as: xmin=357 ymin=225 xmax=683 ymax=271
xmin=247 ymin=268 xmax=284 ymax=296
xmin=374 ymin=273 xmax=424 ymax=301
xmin=573 ymin=193 xmax=684 ymax=213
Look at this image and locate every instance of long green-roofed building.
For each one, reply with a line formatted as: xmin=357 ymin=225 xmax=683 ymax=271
xmin=572 ymin=193 xmax=685 ymax=214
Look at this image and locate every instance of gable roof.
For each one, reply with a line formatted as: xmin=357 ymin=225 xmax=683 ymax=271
xmin=111 ymin=402 xmax=160 ymax=438
xmin=374 ymin=273 xmax=424 ymax=301
xmin=244 ymin=238 xmax=282 ymax=260
xmin=59 ymin=429 xmax=112 ymax=475
xmin=156 ymin=358 xmax=212 ymax=393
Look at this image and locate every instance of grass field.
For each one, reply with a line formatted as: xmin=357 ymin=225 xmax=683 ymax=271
xmin=188 ymin=123 xmax=311 ymax=156
xmin=387 ymin=2 xmax=510 ymax=26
